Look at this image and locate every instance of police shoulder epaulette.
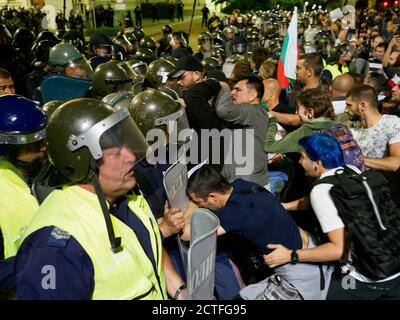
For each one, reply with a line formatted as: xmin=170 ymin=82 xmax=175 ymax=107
xmin=47 ymin=227 xmax=71 ymax=248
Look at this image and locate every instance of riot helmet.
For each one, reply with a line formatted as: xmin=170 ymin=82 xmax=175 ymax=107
xmin=132 ymin=27 xmax=145 ymax=42
xmin=201 ymin=57 xmax=221 ymax=71
xmin=91 ymin=61 xmax=133 ymax=98
xmin=162 ymin=25 xmax=173 ymax=36
xmin=0 ymin=95 xmax=47 ymax=176
xmin=126 ymin=59 xmax=147 ymax=82
xmin=134 ymin=47 xmax=156 ymax=64
xmin=12 ymin=27 xmax=35 ymax=50
xmin=48 ymin=43 xmax=93 ymax=79
xmin=46 ymin=98 xmax=148 ymax=182
xmin=102 ymin=92 xmax=134 ymax=111
xmin=88 ymin=33 xmax=114 ymax=58
xmin=140 ymin=36 xmax=158 ymax=51
xmin=144 ymin=59 xmax=176 ymax=89
xmin=61 ymin=30 xmax=86 ymax=53
xmin=41 ymin=100 xmax=64 ymax=118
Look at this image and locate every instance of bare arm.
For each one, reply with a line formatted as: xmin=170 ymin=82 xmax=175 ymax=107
xmin=264 ymin=227 xmax=346 ymax=268
xmin=364 ymin=143 xmax=400 ymax=172
xmin=270 ymin=110 xmax=302 ymax=127
xmin=162 ymin=247 xmax=187 ymax=299
xmin=282 ymin=196 xmax=310 ymax=211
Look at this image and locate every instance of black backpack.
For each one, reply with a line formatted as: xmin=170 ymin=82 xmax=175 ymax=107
xmin=314 ymin=166 xmax=400 ymax=280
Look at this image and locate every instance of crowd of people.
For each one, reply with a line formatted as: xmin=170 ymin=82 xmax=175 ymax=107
xmin=0 ymin=4 xmax=400 ymax=300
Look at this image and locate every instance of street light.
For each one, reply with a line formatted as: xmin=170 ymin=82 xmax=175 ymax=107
xmin=304 ymin=1 xmax=309 ymax=12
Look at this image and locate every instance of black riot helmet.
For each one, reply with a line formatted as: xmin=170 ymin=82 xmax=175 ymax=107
xmin=128 ymin=88 xmax=190 ymax=144
xmin=46 ymin=98 xmax=148 ymax=182
xmin=88 ymin=33 xmax=114 ymax=57
xmin=62 ymin=30 xmax=86 ymax=53
xmin=144 ymin=59 xmax=175 ymax=89
xmin=140 ymin=36 xmax=158 ymax=51
xmin=91 ymin=60 xmax=133 ymax=98
xmin=12 ymin=27 xmax=35 ymax=50
xmin=162 ymin=24 xmax=173 ymax=36
xmin=134 ymin=47 xmax=156 ymax=64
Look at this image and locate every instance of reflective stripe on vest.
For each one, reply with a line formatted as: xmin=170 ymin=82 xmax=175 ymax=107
xmin=22 ymin=186 xmax=167 ymax=300
xmin=324 ymin=64 xmax=349 ymax=80
xmin=0 ymin=157 xmax=38 ymax=259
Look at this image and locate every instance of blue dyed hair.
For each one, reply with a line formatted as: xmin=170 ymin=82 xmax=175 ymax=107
xmin=298 ymin=133 xmax=344 ymax=169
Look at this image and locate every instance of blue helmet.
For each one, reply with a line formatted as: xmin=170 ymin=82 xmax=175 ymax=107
xmin=0 ymin=95 xmax=47 ymax=154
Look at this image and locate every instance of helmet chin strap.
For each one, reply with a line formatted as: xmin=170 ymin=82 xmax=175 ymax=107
xmin=89 ymin=157 xmax=123 ymax=254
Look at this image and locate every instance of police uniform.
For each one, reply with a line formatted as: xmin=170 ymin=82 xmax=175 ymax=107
xmin=16 ymin=186 xmax=167 ymax=300
xmin=0 ymin=157 xmax=38 ymax=260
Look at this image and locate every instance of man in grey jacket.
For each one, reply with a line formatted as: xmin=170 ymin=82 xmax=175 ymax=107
xmin=214 ymin=76 xmax=270 ymax=188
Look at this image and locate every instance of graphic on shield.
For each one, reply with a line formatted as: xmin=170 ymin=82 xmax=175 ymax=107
xmin=187 ymin=208 xmax=219 ymax=300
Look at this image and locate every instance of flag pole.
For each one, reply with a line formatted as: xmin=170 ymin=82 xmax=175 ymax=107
xmin=188 ymin=0 xmax=197 ymax=38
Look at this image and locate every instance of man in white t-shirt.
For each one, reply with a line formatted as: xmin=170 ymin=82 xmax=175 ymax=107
xmin=264 ymin=133 xmax=400 ymax=299
xmin=345 ymin=84 xmax=400 ymax=172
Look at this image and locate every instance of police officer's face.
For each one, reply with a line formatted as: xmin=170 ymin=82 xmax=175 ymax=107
xmin=0 ymin=77 xmax=15 ymax=95
xmin=98 ymin=146 xmax=137 ymax=199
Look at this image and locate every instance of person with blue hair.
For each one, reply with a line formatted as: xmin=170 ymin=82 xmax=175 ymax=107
xmin=264 ymin=133 xmax=400 ymax=299
xmin=298 ymin=133 xmax=345 ymax=173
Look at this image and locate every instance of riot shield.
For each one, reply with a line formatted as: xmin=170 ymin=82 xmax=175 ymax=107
xmin=41 ymin=75 xmax=91 ymax=103
xmin=187 ymin=208 xmax=219 ymax=300
xmin=163 ymin=152 xmax=190 ymax=276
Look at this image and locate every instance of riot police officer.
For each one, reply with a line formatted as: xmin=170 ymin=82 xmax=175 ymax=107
xmin=15 ymin=98 xmax=187 ymax=300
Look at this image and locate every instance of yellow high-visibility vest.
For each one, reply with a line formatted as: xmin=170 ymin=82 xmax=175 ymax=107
xmin=23 ymin=185 xmax=167 ymax=300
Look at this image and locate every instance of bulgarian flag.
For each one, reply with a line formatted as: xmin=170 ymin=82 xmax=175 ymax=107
xmin=277 ymin=7 xmax=298 ymax=90
xmin=388 ymin=74 xmax=400 ymax=88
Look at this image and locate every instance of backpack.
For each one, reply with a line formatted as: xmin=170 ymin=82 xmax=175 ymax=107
xmin=314 ymin=166 xmax=400 ymax=280
xmin=315 ymin=123 xmax=366 ymax=172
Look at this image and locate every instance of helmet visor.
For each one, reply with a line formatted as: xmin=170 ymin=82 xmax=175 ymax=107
xmin=154 ymin=106 xmax=192 ymax=144
xmin=132 ymin=63 xmax=147 ymax=80
xmin=67 ymin=107 xmax=149 ymax=163
xmin=66 ymin=57 xmax=93 ymax=80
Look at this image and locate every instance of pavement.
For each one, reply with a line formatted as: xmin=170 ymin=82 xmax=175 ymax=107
xmin=133 ymin=14 xmax=206 ymax=47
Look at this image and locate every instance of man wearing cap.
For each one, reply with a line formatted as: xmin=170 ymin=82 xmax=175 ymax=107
xmin=168 ymin=55 xmax=226 ymax=171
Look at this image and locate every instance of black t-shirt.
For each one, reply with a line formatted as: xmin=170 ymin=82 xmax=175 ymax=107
xmin=215 ymin=179 xmax=302 ymax=254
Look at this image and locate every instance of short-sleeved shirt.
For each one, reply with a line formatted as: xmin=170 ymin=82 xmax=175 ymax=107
xmin=215 ymin=179 xmax=302 ymax=254
xmin=310 ymin=167 xmax=347 ymax=234
xmin=354 ymin=114 xmax=400 ymax=158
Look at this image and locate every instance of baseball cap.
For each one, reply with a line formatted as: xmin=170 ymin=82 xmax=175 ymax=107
xmin=168 ymin=55 xmax=203 ymax=78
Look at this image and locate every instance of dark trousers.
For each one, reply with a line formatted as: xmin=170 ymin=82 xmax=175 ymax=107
xmin=327 ymin=272 xmax=400 ymax=300
xmin=202 ymin=15 xmax=208 ymax=27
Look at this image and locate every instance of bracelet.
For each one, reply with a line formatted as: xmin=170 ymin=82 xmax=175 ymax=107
xmin=173 ymin=284 xmax=187 ymax=300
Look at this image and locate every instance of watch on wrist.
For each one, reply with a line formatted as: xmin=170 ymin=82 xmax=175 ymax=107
xmin=173 ymin=284 xmax=187 ymax=300
xmin=290 ymin=250 xmax=299 ymax=264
